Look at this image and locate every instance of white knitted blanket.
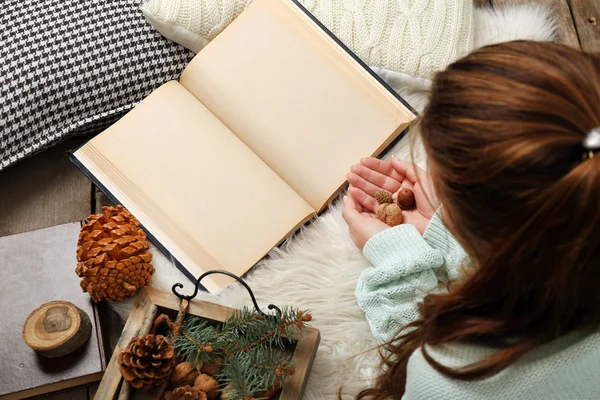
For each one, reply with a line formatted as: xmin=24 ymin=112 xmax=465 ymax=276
xmin=142 ymin=0 xmax=473 ymax=79
xmin=299 ymin=0 xmax=473 ymax=79
xmin=113 ymin=4 xmax=556 ymax=399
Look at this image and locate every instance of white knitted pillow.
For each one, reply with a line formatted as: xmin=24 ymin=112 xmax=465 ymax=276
xmin=141 ymin=0 xmax=473 ymax=80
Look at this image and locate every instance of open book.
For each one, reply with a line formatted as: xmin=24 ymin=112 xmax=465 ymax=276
xmin=71 ymin=0 xmax=417 ymax=293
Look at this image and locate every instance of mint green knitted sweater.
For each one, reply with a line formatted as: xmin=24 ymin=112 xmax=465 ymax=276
xmin=356 ymin=209 xmax=600 ymax=399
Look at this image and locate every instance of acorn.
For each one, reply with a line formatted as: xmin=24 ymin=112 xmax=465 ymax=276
xmin=397 ymin=188 xmax=415 ymax=209
xmin=376 ymin=204 xmax=403 ymax=226
xmin=374 ymin=189 xmax=393 ymax=205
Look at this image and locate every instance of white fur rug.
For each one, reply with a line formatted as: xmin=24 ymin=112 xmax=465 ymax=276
xmin=111 ymin=5 xmax=556 ymax=399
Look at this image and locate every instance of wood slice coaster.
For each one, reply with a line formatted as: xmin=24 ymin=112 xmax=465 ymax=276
xmin=22 ymin=301 xmax=92 ymax=358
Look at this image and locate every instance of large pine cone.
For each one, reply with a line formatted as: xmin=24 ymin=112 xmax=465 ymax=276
xmin=118 ymin=334 xmax=175 ymax=391
xmin=75 ymin=205 xmax=155 ymax=302
xmin=164 ymin=385 xmax=207 ymax=400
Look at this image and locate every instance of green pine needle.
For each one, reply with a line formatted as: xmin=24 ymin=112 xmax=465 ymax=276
xmin=174 ymin=306 xmax=309 ymax=398
xmin=173 ymin=317 xmax=221 ymax=366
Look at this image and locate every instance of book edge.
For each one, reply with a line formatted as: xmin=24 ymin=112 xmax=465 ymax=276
xmin=0 ymin=372 xmax=104 ymax=400
xmin=68 ymin=148 xmax=207 ymax=292
xmin=290 ymin=0 xmax=419 ymax=117
xmin=91 ymin=293 xmax=108 ymax=372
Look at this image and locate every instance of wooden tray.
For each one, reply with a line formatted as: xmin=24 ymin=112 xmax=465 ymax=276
xmin=94 ymin=287 xmax=320 ymax=399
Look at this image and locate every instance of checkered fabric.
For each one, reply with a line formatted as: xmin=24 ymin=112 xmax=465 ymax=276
xmin=0 ymin=0 xmax=194 ymax=171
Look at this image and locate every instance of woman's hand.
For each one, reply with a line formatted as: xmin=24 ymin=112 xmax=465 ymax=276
xmin=342 ymin=195 xmax=390 ymax=250
xmin=346 ymin=157 xmax=439 ymax=235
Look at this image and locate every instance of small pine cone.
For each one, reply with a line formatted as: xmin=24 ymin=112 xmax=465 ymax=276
xmin=194 ymin=374 xmax=219 ymax=399
xmin=376 ymin=204 xmax=403 ymax=226
xmin=75 ymin=205 xmax=155 ymax=302
xmin=164 ymin=385 xmax=207 ymax=400
xmin=374 ymin=189 xmax=393 ymax=205
xmin=118 ymin=334 xmax=174 ymax=391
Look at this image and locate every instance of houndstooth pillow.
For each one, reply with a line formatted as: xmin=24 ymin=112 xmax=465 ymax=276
xmin=0 ymin=0 xmax=194 ymax=171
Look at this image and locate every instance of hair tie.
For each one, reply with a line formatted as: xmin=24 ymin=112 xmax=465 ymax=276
xmin=582 ymin=127 xmax=600 ymax=160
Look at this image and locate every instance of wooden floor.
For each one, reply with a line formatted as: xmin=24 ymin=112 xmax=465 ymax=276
xmin=0 ymin=0 xmax=597 ymax=399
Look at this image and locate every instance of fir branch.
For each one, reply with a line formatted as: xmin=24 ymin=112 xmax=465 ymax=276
xmin=217 ymin=348 xmax=294 ymax=398
xmin=220 ymin=307 xmax=266 ymax=334
xmin=173 ymin=317 xmax=221 ymax=366
xmin=220 ymin=307 xmax=283 ymax=352
xmin=218 ymin=356 xmax=264 ymax=400
xmin=173 ymin=306 xmax=311 ymax=397
xmin=243 ymin=347 xmax=295 ymax=389
xmin=239 ymin=308 xmax=312 ymax=353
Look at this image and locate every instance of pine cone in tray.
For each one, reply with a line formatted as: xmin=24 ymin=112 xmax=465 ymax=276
xmin=118 ymin=334 xmax=175 ymax=391
xmin=75 ymin=205 xmax=154 ymax=302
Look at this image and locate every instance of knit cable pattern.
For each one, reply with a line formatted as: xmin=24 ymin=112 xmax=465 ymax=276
xmin=142 ymin=0 xmax=473 ymax=79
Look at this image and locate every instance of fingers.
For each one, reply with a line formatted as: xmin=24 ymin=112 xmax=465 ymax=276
xmin=359 ymin=157 xmax=405 ymax=182
xmin=348 ymin=188 xmax=364 ymax=212
xmin=390 ymin=158 xmax=427 ymax=184
xmin=398 ymin=179 xmax=414 ymax=191
xmin=348 ymin=185 xmax=378 ymax=213
xmin=350 ymin=164 xmax=402 ymax=193
xmin=342 ymin=195 xmax=363 ymax=225
xmin=346 ymin=172 xmax=382 ymax=198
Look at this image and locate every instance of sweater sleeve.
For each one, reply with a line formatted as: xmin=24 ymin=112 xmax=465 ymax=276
xmin=356 ymin=210 xmax=468 ymax=343
xmin=423 ymin=208 xmax=470 ymax=283
xmin=356 ymin=224 xmax=444 ymax=343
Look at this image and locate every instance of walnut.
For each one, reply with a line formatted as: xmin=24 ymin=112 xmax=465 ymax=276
xmin=170 ymin=361 xmax=199 ymax=389
xmin=376 ymin=204 xmax=402 ymax=226
xmin=194 ymin=374 xmax=219 ymax=400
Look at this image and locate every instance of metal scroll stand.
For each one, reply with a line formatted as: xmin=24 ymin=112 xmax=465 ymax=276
xmin=171 ymin=269 xmax=282 ymax=318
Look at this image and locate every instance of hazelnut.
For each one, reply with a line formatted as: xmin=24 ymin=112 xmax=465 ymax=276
xmin=376 ymin=204 xmax=403 ymax=226
xmin=374 ymin=189 xmax=393 ymax=205
xmin=194 ymin=374 xmax=219 ymax=399
xmin=170 ymin=361 xmax=199 ymax=389
xmin=396 ymin=188 xmax=415 ymax=209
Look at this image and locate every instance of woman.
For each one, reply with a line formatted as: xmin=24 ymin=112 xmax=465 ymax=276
xmin=343 ymin=41 xmax=600 ymax=399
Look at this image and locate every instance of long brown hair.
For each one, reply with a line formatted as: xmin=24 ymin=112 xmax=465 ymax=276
xmin=357 ymin=41 xmax=600 ymax=399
